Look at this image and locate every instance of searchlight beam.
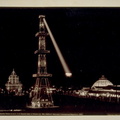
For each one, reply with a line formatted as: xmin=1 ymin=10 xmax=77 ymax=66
xmin=43 ymin=18 xmax=72 ymax=77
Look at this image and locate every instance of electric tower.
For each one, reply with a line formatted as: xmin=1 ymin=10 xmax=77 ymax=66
xmin=28 ymin=15 xmax=54 ymax=108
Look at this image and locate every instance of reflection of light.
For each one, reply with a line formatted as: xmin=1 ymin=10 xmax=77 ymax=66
xmin=65 ymin=73 xmax=72 ymax=77
xmin=43 ymin=18 xmax=72 ymax=77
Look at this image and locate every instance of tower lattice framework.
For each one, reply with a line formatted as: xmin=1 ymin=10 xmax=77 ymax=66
xmin=29 ymin=15 xmax=54 ymax=108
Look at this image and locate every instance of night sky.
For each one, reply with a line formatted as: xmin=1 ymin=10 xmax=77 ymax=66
xmin=0 ymin=7 xmax=120 ymax=89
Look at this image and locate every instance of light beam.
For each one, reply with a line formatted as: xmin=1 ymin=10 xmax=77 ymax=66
xmin=43 ymin=18 xmax=72 ymax=77
xmin=65 ymin=72 xmax=72 ymax=77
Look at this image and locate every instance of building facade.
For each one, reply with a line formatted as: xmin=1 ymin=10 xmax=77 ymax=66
xmin=5 ymin=69 xmax=23 ymax=96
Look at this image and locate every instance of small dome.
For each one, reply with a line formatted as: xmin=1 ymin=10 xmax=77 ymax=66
xmin=91 ymin=75 xmax=113 ymax=88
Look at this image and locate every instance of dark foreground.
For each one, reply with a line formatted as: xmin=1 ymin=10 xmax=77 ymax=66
xmin=0 ymin=94 xmax=120 ymax=115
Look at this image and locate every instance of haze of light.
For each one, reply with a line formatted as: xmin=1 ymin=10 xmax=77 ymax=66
xmin=43 ymin=18 xmax=72 ymax=77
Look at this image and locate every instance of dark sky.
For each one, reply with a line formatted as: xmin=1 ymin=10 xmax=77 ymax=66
xmin=0 ymin=7 xmax=120 ymax=89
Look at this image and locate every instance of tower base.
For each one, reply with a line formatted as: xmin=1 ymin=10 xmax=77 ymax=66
xmin=26 ymin=98 xmax=59 ymax=109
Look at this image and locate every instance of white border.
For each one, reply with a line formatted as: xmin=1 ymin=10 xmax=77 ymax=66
xmin=0 ymin=0 xmax=120 ymax=7
xmin=1 ymin=116 xmax=120 ymax=120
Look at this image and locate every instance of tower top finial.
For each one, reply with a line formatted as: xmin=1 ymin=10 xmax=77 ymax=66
xmin=39 ymin=15 xmax=45 ymax=19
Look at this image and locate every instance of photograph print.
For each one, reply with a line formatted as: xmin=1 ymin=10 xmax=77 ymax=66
xmin=0 ymin=7 xmax=120 ymax=115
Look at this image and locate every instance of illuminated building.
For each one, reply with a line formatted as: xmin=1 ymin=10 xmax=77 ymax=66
xmin=5 ymin=69 xmax=23 ymax=96
xmin=88 ymin=75 xmax=120 ymax=102
xmin=89 ymin=75 xmax=113 ymax=96
xmin=91 ymin=75 xmax=113 ymax=89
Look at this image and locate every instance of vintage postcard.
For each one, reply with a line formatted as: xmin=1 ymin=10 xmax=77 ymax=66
xmin=0 ymin=0 xmax=120 ymax=120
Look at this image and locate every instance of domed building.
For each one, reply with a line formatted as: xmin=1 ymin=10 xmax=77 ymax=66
xmin=91 ymin=75 xmax=113 ymax=89
xmin=88 ymin=75 xmax=120 ymax=103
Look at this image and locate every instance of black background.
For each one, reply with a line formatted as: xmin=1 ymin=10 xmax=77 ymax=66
xmin=0 ymin=7 xmax=120 ymax=89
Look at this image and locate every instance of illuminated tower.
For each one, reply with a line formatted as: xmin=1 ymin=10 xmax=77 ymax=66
xmin=28 ymin=15 xmax=54 ymax=108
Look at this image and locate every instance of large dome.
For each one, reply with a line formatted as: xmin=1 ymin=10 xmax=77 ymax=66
xmin=91 ymin=75 xmax=113 ymax=88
